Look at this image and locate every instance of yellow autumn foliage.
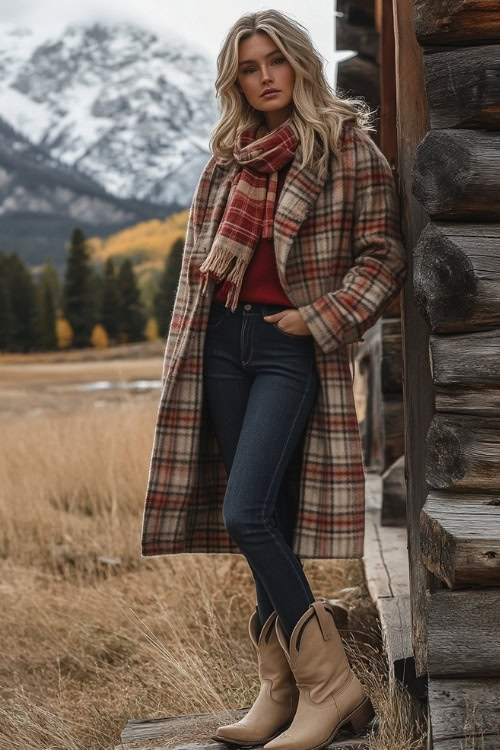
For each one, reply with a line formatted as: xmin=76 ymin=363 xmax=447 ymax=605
xmin=90 ymin=324 xmax=109 ymax=349
xmin=56 ymin=319 xmax=73 ymax=349
xmin=87 ymin=210 xmax=189 ymax=265
xmin=144 ymin=317 xmax=159 ymax=341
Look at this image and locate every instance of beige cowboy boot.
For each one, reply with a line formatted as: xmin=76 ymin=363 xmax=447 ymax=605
xmin=264 ymin=598 xmax=375 ymax=750
xmin=212 ymin=609 xmax=299 ymax=746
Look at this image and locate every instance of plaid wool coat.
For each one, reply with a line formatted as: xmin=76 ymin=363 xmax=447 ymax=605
xmin=141 ymin=122 xmax=407 ymax=560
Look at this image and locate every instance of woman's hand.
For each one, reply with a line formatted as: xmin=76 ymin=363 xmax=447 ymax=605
xmin=263 ymin=308 xmax=312 ymax=336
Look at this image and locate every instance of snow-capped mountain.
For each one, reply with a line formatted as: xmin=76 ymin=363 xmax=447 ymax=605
xmin=0 ymin=21 xmax=219 ymax=207
xmin=0 ymin=115 xmax=172 ymax=266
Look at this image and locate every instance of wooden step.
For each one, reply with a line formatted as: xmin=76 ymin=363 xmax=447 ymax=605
xmin=420 ymin=493 xmax=500 ymax=587
xmin=362 ymin=474 xmax=426 ymax=697
xmin=120 ymin=708 xmax=373 ymax=749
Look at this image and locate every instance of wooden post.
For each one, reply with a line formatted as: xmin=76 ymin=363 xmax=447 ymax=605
xmin=391 ymin=0 xmax=435 ymax=676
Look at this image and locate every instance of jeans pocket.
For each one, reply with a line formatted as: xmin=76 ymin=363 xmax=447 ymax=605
xmin=272 ymin=321 xmax=313 ymax=339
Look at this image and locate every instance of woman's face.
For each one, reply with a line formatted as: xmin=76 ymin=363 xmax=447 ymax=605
xmin=236 ymin=31 xmax=295 ymax=130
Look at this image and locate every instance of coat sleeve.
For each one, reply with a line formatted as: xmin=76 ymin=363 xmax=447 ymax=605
xmin=297 ymin=129 xmax=407 ymax=354
xmin=161 ymin=156 xmax=217 ymax=383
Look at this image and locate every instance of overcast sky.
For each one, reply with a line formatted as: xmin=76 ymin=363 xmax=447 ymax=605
xmin=0 ymin=0 xmax=353 ymax=88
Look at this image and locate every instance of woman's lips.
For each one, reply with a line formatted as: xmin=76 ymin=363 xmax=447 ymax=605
xmin=262 ymin=90 xmax=280 ymax=98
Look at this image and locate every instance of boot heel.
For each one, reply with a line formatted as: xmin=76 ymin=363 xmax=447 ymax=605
xmin=348 ymin=696 xmax=375 ymax=734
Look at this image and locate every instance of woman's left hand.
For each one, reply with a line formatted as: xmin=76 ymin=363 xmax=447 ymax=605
xmin=263 ymin=308 xmax=312 ymax=336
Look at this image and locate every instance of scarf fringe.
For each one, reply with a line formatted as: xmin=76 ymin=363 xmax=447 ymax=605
xmin=199 ymin=243 xmax=237 ymax=279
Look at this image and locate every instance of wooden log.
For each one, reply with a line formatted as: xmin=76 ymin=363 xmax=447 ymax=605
xmin=428 ymin=677 xmax=500 ymax=748
xmin=392 ymin=0 xmax=434 ymax=676
xmin=426 ymin=588 xmax=500 ymax=677
xmin=430 ymin=323 xmax=500 ymax=414
xmin=423 ymin=44 xmax=500 ymax=129
xmin=425 ymin=413 xmax=500 ymax=491
xmin=381 ymin=454 xmax=406 ymax=527
xmin=420 ymin=494 xmax=500 ymax=586
xmin=412 ymin=130 xmax=500 ymax=220
xmin=423 ymin=488 xmax=500 ymax=506
xmin=431 ymin=329 xmax=500 ymax=384
xmin=413 ymin=222 xmax=500 ymax=333
xmin=434 ymin=736 xmax=500 ymax=749
xmin=435 ymin=385 xmax=500 ymax=415
xmin=414 ymin=0 xmax=500 ymax=47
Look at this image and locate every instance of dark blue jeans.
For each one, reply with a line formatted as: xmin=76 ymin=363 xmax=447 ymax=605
xmin=202 ymin=298 xmax=320 ymax=640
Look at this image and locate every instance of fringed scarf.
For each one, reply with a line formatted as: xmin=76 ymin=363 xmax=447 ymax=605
xmin=199 ymin=115 xmax=299 ymax=311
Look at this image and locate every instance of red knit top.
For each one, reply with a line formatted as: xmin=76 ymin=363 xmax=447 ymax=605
xmin=213 ymin=160 xmax=294 ymax=306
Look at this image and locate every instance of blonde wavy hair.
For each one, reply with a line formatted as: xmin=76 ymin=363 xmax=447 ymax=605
xmin=210 ymin=9 xmax=376 ymax=179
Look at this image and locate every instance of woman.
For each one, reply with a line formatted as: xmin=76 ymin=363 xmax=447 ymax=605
xmin=141 ymin=9 xmax=407 ymax=750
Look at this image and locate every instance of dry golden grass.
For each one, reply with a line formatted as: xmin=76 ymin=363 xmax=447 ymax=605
xmin=0 ymin=358 xmax=427 ymax=750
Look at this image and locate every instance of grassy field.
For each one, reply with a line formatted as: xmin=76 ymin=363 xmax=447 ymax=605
xmin=0 ymin=347 xmax=426 ymax=750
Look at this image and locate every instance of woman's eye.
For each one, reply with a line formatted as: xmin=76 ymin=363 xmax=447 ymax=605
xmin=242 ymin=57 xmax=285 ymax=74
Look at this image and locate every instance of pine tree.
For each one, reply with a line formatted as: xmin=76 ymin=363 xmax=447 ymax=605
xmin=63 ymin=227 xmax=95 ymax=348
xmin=41 ymin=257 xmax=63 ymax=314
xmin=37 ymin=263 xmax=58 ymax=350
xmin=154 ymin=237 xmax=184 ymax=337
xmin=4 ymin=253 xmax=40 ymax=351
xmin=117 ymin=259 xmax=146 ymax=343
xmin=0 ymin=253 xmax=13 ymax=351
xmin=100 ymin=258 xmax=120 ymax=341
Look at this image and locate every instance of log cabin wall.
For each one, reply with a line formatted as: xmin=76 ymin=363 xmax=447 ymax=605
xmin=409 ymin=3 xmax=500 ymax=747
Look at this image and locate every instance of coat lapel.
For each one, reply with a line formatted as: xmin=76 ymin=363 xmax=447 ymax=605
xmin=273 ymin=142 xmax=329 ymax=272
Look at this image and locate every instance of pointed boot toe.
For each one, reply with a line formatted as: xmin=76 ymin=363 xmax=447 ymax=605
xmin=263 ymin=598 xmax=375 ymax=750
xmin=212 ymin=609 xmax=298 ymax=746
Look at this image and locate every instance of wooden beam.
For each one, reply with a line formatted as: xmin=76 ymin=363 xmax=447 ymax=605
xmin=412 ymin=130 xmax=500 ymax=220
xmin=413 ymin=222 xmax=500 ymax=333
xmin=423 ymin=44 xmax=500 ymax=129
xmin=392 ymin=0 xmax=433 ymax=677
xmin=426 ymin=588 xmax=500 ymax=677
xmin=414 ymin=0 xmax=500 ymax=47
xmin=379 ymin=0 xmax=398 ymax=163
xmin=420 ymin=495 xmax=500 ymax=586
xmin=425 ymin=414 xmax=500 ymax=491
